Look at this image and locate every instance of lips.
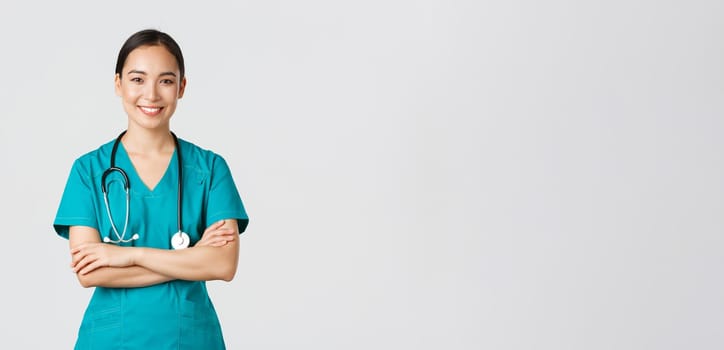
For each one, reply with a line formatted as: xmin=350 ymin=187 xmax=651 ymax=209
xmin=138 ymin=106 xmax=164 ymax=116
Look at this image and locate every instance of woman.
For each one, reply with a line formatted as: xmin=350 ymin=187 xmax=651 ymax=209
xmin=53 ymin=29 xmax=249 ymax=349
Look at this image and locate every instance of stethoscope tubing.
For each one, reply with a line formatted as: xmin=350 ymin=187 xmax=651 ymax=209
xmin=101 ymin=130 xmax=184 ymax=245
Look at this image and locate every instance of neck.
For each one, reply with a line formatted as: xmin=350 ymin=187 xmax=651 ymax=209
xmin=121 ymin=125 xmax=175 ymax=154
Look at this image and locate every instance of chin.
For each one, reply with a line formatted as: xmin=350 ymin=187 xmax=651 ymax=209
xmin=130 ymin=117 xmax=170 ymax=130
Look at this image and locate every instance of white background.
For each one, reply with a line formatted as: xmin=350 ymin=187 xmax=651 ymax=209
xmin=1 ymin=1 xmax=723 ymax=349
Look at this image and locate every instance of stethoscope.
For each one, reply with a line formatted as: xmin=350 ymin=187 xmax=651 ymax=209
xmin=101 ymin=130 xmax=190 ymax=249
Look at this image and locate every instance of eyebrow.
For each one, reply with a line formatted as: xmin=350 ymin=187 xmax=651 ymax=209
xmin=127 ymin=69 xmax=177 ymax=77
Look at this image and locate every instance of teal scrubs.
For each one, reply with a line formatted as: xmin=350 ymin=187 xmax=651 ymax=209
xmin=53 ymin=137 xmax=249 ymax=350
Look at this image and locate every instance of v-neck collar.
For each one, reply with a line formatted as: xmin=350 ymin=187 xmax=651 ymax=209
xmin=115 ymin=142 xmax=178 ymax=196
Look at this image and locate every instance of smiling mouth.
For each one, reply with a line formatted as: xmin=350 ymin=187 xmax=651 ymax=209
xmin=138 ymin=106 xmax=164 ymax=116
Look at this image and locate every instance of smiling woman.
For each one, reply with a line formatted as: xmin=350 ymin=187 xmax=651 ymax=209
xmin=52 ymin=29 xmax=249 ymax=350
xmin=116 ymin=44 xmax=185 ymax=133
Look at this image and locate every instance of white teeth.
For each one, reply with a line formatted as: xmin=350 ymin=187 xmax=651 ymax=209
xmin=140 ymin=107 xmax=161 ymax=113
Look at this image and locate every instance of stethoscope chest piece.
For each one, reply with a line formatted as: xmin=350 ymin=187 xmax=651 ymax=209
xmin=171 ymin=231 xmax=190 ymax=250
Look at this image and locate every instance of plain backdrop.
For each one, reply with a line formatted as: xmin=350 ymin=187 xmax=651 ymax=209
xmin=1 ymin=1 xmax=723 ymax=349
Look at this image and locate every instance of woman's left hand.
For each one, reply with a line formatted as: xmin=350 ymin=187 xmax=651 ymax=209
xmin=70 ymin=243 xmax=136 ymax=275
xmin=195 ymin=220 xmax=237 ymax=248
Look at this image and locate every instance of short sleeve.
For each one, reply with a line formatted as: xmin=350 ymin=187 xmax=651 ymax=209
xmin=53 ymin=159 xmax=98 ymax=239
xmin=206 ymin=155 xmax=249 ymax=234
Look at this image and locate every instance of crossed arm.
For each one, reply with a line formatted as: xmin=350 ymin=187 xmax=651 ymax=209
xmin=69 ymin=219 xmax=240 ymax=288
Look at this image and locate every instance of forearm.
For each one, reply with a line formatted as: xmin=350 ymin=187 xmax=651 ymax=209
xmin=77 ymin=265 xmax=173 ymax=288
xmin=70 ymin=220 xmax=240 ymax=284
xmin=133 ymin=244 xmax=238 ymax=282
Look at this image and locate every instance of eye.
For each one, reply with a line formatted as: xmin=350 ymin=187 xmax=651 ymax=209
xmin=130 ymin=77 xmax=143 ymax=83
xmin=160 ymin=79 xmax=176 ymax=85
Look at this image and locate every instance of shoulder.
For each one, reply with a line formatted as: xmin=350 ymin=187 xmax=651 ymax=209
xmin=69 ymin=138 xmax=116 ymax=177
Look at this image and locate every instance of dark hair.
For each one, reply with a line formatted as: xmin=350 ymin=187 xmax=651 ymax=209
xmin=115 ymin=29 xmax=185 ymax=79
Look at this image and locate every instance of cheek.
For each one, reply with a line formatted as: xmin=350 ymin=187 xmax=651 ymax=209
xmin=120 ymin=87 xmax=140 ymax=102
xmin=162 ymin=86 xmax=180 ymax=99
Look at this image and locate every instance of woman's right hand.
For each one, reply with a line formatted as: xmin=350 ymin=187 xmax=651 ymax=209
xmin=70 ymin=242 xmax=135 ymax=275
xmin=195 ymin=220 xmax=237 ymax=247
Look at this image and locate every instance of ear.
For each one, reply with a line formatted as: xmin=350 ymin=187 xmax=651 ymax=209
xmin=178 ymin=76 xmax=187 ymax=99
xmin=114 ymin=73 xmax=122 ymax=97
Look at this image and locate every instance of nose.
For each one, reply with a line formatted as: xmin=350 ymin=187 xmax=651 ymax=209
xmin=144 ymin=82 xmax=160 ymax=101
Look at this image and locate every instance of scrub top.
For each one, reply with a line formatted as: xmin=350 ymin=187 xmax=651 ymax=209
xmin=53 ymin=136 xmax=249 ymax=350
